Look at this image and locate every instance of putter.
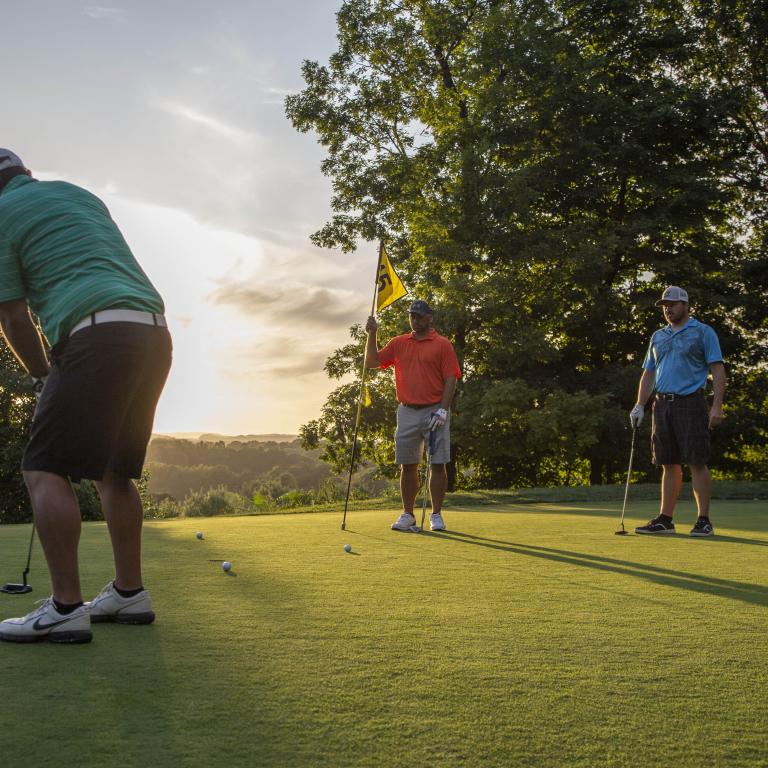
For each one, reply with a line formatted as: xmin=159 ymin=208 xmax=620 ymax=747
xmin=616 ymin=428 xmax=637 ymax=535
xmin=418 ymin=429 xmax=437 ymax=532
xmin=1 ymin=522 xmax=36 ymax=594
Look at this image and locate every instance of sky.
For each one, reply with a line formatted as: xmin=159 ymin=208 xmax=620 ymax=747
xmin=2 ymin=1 xmax=380 ymax=435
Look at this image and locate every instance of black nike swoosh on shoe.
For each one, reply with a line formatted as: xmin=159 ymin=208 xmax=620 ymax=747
xmin=32 ymin=615 xmax=78 ymax=631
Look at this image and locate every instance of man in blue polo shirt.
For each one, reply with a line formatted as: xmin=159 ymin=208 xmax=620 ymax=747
xmin=629 ymin=286 xmax=725 ymax=536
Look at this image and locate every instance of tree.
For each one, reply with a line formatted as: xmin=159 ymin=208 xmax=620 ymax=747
xmin=286 ymin=0 xmax=768 ymax=487
xmin=0 ymin=344 xmax=34 ymax=523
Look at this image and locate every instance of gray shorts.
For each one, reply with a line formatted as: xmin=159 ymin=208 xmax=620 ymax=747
xmin=395 ymin=404 xmax=451 ymax=465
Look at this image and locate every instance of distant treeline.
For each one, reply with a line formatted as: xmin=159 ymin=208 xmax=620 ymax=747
xmin=146 ymin=437 xmax=330 ymax=499
xmin=156 ymin=433 xmax=297 ymax=444
xmin=145 ymin=437 xmax=385 ymax=502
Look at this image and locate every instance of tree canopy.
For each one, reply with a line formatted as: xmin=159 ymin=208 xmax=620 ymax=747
xmin=286 ymin=0 xmax=767 ymax=487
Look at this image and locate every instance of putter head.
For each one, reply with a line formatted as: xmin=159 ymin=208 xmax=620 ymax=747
xmin=615 ymin=530 xmax=629 ymax=536
xmin=0 ymin=583 xmax=33 ymax=594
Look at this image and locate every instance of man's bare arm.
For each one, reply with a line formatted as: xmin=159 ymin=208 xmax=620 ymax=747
xmin=364 ymin=315 xmax=381 ymax=368
xmin=0 ymin=299 xmax=50 ymax=377
xmin=440 ymin=375 xmax=457 ymax=411
xmin=708 ymin=362 xmax=726 ymax=428
xmin=635 ymin=368 xmax=655 ymax=406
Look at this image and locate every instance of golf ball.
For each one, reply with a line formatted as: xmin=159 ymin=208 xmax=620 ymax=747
xmin=222 ymin=561 xmax=232 ymax=572
xmin=343 ymin=544 xmax=352 ymax=553
xmin=196 ymin=531 xmax=204 ymax=540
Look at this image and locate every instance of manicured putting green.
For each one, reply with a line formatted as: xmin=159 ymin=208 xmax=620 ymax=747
xmin=1 ymin=500 xmax=766 ymax=767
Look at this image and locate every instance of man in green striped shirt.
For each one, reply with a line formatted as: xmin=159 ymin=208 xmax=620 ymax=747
xmin=0 ymin=149 xmax=172 ymax=644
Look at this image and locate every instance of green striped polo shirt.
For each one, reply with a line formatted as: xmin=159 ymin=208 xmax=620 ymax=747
xmin=0 ymin=175 xmax=164 ymax=347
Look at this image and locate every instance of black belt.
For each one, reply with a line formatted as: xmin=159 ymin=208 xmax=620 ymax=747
xmin=656 ymin=390 xmax=704 ymax=402
xmin=401 ymin=402 xmax=441 ymax=409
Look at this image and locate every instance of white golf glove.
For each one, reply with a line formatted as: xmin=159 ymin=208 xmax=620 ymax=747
xmin=629 ymin=404 xmax=644 ymax=428
xmin=429 ymin=408 xmax=448 ymax=431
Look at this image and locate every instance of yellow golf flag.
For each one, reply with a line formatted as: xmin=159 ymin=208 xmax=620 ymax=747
xmin=364 ymin=385 xmax=372 ymax=407
xmin=376 ymin=245 xmax=407 ymax=311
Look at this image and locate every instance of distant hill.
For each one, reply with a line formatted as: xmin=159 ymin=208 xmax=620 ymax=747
xmin=145 ymin=433 xmax=386 ymax=502
xmin=153 ymin=432 xmax=298 ymax=444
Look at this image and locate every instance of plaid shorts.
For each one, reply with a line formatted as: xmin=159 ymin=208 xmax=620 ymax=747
xmin=651 ymin=392 xmax=710 ymax=466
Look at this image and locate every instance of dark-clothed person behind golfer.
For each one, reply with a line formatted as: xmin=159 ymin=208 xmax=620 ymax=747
xmin=0 ymin=149 xmax=172 ymax=644
xmin=629 ymin=286 xmax=725 ymax=537
xmin=365 ymin=300 xmax=461 ymax=532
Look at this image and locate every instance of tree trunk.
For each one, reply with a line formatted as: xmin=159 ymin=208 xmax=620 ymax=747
xmin=447 ymin=443 xmax=458 ymax=492
xmin=589 ymin=457 xmax=603 ymax=485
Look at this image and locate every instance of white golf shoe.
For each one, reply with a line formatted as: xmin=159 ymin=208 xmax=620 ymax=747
xmin=391 ymin=512 xmax=419 ymax=531
xmin=430 ymin=512 xmax=446 ymax=531
xmin=87 ymin=582 xmax=155 ymax=625
xmin=0 ymin=597 xmax=92 ymax=644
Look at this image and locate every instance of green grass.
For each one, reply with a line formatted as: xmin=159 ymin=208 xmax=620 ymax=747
xmin=2 ymin=499 xmax=767 ymax=767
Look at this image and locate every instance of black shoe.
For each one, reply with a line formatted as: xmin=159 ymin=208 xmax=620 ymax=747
xmin=635 ymin=515 xmax=675 ymax=535
xmin=690 ymin=518 xmax=714 ymax=537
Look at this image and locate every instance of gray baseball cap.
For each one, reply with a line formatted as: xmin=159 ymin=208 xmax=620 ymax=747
xmin=0 ymin=149 xmax=25 ymax=172
xmin=655 ymin=285 xmax=689 ymax=305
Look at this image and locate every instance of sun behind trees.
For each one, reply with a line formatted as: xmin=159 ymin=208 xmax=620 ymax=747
xmin=286 ymin=0 xmax=768 ymax=489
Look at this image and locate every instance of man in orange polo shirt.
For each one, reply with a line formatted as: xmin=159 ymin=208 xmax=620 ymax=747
xmin=366 ymin=300 xmax=461 ymax=531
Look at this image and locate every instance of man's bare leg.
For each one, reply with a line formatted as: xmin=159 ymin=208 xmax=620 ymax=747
xmin=689 ymin=463 xmax=712 ymax=519
xmin=400 ymin=463 xmax=420 ymax=514
xmin=660 ymin=464 xmax=683 ymax=518
xmin=429 ymin=464 xmax=448 ymax=514
xmin=23 ymin=470 xmax=82 ymax=604
xmin=93 ymin=471 xmax=144 ymax=591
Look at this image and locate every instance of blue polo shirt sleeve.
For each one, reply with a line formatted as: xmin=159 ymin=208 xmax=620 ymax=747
xmin=702 ymin=324 xmax=723 ymax=365
xmin=0 ymin=237 xmax=26 ymax=303
xmin=642 ymin=334 xmax=658 ymax=371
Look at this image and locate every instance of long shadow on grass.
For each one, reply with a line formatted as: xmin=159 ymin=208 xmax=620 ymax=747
xmin=697 ymin=533 xmax=768 ymax=547
xmin=448 ymin=502 xmax=768 ymax=534
xmin=450 ymin=503 xmax=627 ymax=519
xmin=429 ymin=531 xmax=768 ymax=606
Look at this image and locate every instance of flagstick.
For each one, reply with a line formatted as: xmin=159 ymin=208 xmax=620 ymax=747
xmin=341 ymin=242 xmax=383 ymax=530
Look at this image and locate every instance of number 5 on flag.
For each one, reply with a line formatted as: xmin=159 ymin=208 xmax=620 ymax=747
xmin=376 ymin=245 xmax=407 ymax=311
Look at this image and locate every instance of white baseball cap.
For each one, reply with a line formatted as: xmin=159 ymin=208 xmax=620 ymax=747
xmin=0 ymin=149 xmax=25 ymax=172
xmin=655 ymin=285 xmax=689 ymax=305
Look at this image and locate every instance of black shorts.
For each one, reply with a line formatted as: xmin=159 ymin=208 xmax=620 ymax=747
xmin=22 ymin=323 xmax=172 ymax=482
xmin=651 ymin=392 xmax=710 ymax=466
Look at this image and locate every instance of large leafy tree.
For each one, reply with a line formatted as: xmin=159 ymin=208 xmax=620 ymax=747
xmin=287 ymin=0 xmax=767 ymax=487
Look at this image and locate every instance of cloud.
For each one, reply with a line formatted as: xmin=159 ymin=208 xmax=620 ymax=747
xmin=154 ymin=100 xmax=257 ymax=146
xmin=206 ymin=40 xmax=295 ymax=105
xmin=263 ymin=86 xmax=293 ymax=97
xmin=268 ymin=359 xmax=330 ymax=377
xmin=210 ymin=284 xmax=367 ymax=329
xmin=259 ymin=85 xmax=294 ymax=105
xmin=83 ymin=6 xmax=129 ymax=21
xmin=232 ymin=337 xmax=330 ymax=378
